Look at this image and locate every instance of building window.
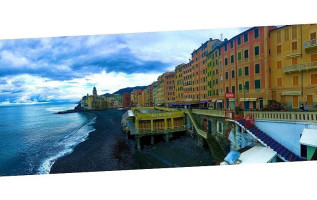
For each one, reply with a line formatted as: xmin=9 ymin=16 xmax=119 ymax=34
xmin=244 ymin=49 xmax=249 ymax=59
xmin=292 ymin=26 xmax=297 ymax=39
xmin=225 ymin=72 xmax=229 ymax=80
xmin=277 ymin=61 xmax=282 ymax=69
xmin=238 ymin=68 xmax=242 ymax=77
xmin=255 ymin=80 xmax=261 ymax=89
xmin=277 ymin=77 xmax=282 ymax=87
xmin=277 ymin=45 xmax=281 ymax=54
xmin=237 ymin=37 xmax=241 ymax=45
xmin=277 ymin=30 xmax=281 ymax=43
xmin=254 ymin=28 xmax=259 ymax=39
xmin=224 ymin=44 xmax=227 ymax=52
xmin=311 ymin=54 xmax=317 ymax=62
xmin=255 ymin=64 xmax=260 ymax=74
xmin=311 ymin=74 xmax=317 ymax=84
xmin=254 ymin=46 xmax=259 ymax=56
xmin=284 ymin=28 xmax=289 ymax=41
xmin=307 ymin=95 xmax=313 ymax=106
xmin=292 ymin=57 xmax=298 ymax=65
xmin=232 ymin=70 xmax=235 ymax=78
xmin=232 ymin=86 xmax=235 ymax=94
xmin=244 ymin=33 xmax=248 ymax=42
xmin=226 ymin=87 xmax=229 ymax=93
xmin=239 ymin=84 xmax=243 ymax=91
xmin=230 ymin=40 xmax=233 ymax=49
xmin=292 ymin=41 xmax=297 ymax=51
xmin=244 ymin=81 xmax=249 ymax=90
xmin=244 ymin=66 xmax=249 ymax=76
xmin=293 ymin=76 xmax=299 ymax=86
xmin=231 ymin=55 xmax=234 ymax=63
xmin=225 ymin=58 xmax=228 ymax=66
xmin=238 ymin=52 xmax=241 ymax=61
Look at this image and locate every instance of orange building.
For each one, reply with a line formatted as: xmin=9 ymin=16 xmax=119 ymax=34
xmin=164 ymin=72 xmax=176 ymax=105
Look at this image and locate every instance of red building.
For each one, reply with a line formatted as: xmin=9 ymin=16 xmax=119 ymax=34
xmin=123 ymin=92 xmax=131 ymax=108
xmin=164 ymin=72 xmax=176 ymax=105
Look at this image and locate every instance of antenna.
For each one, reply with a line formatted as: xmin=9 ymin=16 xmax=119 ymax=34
xmin=220 ymin=33 xmax=223 ymax=41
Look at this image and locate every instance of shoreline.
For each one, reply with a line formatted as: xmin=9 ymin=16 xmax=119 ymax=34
xmin=50 ymin=109 xmax=135 ymax=174
xmin=50 ymin=109 xmax=214 ymax=174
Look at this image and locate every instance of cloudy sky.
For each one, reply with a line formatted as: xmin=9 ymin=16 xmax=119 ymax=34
xmin=0 ymin=27 xmax=248 ymax=104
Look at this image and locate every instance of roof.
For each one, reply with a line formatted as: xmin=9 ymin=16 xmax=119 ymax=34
xmin=127 ymin=110 xmax=135 ymax=117
xmin=239 ymin=144 xmax=277 ymax=164
xmin=299 ymin=128 xmax=317 ymax=147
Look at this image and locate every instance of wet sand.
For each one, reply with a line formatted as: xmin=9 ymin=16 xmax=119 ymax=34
xmin=50 ymin=109 xmax=213 ymax=174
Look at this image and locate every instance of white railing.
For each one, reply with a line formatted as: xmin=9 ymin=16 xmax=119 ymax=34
xmin=244 ymin=111 xmax=317 ymax=123
xmin=191 ymin=109 xmax=225 ymax=117
xmin=304 ymin=39 xmax=317 ymax=48
xmin=283 ymin=61 xmax=317 ymax=73
xmin=136 ymin=125 xmax=187 ymax=134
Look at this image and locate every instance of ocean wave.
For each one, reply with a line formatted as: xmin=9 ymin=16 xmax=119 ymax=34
xmin=37 ymin=116 xmax=96 ymax=174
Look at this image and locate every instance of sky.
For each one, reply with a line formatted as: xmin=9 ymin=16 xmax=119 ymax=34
xmin=0 ymin=27 xmax=248 ymax=104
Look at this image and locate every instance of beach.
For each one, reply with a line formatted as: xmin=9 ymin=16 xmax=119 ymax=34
xmin=50 ymin=109 xmax=213 ymax=174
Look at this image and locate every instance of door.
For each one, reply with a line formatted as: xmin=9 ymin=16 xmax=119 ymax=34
xmin=311 ymin=32 xmax=316 ymax=45
xmin=253 ymin=101 xmax=257 ymax=110
xmin=272 ymin=91 xmax=276 ymax=101
xmin=259 ymin=98 xmax=263 ymax=110
xmin=244 ymin=101 xmax=249 ymax=110
xmin=293 ymin=96 xmax=298 ymax=108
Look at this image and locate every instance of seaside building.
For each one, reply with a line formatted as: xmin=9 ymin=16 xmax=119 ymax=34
xmin=156 ymin=74 xmax=166 ymax=106
xmin=175 ymin=63 xmax=184 ymax=103
xmin=216 ymin=26 xmax=276 ymax=110
xmin=80 ymin=87 xmax=108 ymax=110
xmin=113 ymin=94 xmax=123 ymax=107
xmin=164 ymin=72 xmax=176 ymax=106
xmin=269 ymin=24 xmax=317 ymax=109
xmin=146 ymin=84 xmax=154 ymax=106
xmin=152 ymin=81 xmax=160 ymax=106
xmin=131 ymin=89 xmax=142 ymax=106
xmin=123 ymin=93 xmax=132 ymax=108
xmin=183 ymin=62 xmax=194 ymax=104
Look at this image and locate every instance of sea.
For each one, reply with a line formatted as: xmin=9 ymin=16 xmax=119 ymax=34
xmin=0 ymin=103 xmax=96 ymax=176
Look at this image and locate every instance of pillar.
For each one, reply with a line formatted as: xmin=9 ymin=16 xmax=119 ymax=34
xmin=150 ymin=119 xmax=154 ymax=132
xmin=151 ymin=136 xmax=155 ymax=144
xmin=171 ymin=118 xmax=174 ymax=129
xmin=135 ymin=119 xmax=139 ymax=133
xmin=164 ymin=118 xmax=167 ymax=131
xmin=136 ymin=136 xmax=141 ymax=151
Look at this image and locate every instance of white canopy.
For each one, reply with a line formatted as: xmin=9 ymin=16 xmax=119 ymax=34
xmin=299 ymin=128 xmax=317 ymax=148
xmin=239 ymin=145 xmax=277 ymax=164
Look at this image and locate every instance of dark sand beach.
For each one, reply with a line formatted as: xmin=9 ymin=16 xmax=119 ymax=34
xmin=50 ymin=109 xmax=213 ymax=174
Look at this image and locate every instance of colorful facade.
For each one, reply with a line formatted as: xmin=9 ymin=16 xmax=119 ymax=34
xmin=123 ymin=92 xmax=131 ymax=108
xmin=175 ymin=64 xmax=184 ymax=103
xmin=164 ymin=72 xmax=176 ymax=105
xmin=270 ymin=24 xmax=317 ymax=109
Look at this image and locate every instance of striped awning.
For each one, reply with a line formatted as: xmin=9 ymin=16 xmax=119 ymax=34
xmin=240 ymin=98 xmax=257 ymax=102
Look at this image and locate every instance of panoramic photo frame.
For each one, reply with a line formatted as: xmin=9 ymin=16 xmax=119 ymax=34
xmin=1 ymin=24 xmax=317 ymax=178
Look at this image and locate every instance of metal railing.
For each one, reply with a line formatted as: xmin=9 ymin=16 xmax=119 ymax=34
xmin=244 ymin=111 xmax=317 ymax=123
xmin=283 ymin=61 xmax=317 ymax=73
xmin=304 ymin=39 xmax=317 ymax=49
xmin=191 ymin=109 xmax=225 ymax=117
xmin=136 ymin=125 xmax=187 ymax=134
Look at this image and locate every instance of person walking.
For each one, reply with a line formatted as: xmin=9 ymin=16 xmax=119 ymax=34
xmin=300 ymin=104 xmax=305 ymax=111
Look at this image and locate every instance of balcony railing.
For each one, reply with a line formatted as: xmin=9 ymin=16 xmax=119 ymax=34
xmin=136 ymin=125 xmax=187 ymax=135
xmin=304 ymin=39 xmax=317 ymax=49
xmin=244 ymin=111 xmax=317 ymax=123
xmin=283 ymin=61 xmax=317 ymax=73
xmin=191 ymin=109 xmax=225 ymax=117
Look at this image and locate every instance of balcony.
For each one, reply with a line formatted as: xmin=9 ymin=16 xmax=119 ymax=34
xmin=303 ymin=39 xmax=317 ymax=51
xmin=283 ymin=61 xmax=317 ymax=73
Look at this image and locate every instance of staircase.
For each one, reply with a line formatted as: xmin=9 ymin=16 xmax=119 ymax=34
xmin=185 ymin=109 xmax=207 ymax=138
xmin=236 ymin=119 xmax=304 ymax=162
xmin=206 ymin=136 xmax=226 ymax=164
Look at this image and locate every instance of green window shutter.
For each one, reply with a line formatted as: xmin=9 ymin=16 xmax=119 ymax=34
xmin=255 ymin=46 xmax=259 ymax=56
xmin=238 ymin=52 xmax=241 ymax=60
xmin=255 ymin=64 xmax=260 ymax=74
xmin=255 ymin=80 xmax=261 ymax=89
xmin=239 ymin=84 xmax=242 ymax=91
xmin=245 ymin=66 xmax=249 ymax=76
xmin=245 ymin=81 xmax=249 ymax=90
xmin=238 ymin=68 xmax=242 ymax=77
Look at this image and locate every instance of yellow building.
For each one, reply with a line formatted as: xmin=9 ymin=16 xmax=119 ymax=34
xmin=270 ymin=24 xmax=317 ymax=109
xmin=156 ymin=76 xmax=165 ymax=106
xmin=80 ymin=87 xmax=108 ymax=110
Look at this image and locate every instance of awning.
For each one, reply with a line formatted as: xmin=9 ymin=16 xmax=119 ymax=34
xmin=228 ymin=98 xmax=235 ymax=102
xmin=216 ymin=100 xmax=223 ymax=103
xmin=240 ymin=98 xmax=257 ymax=102
xmin=199 ymin=101 xmax=207 ymax=104
xmin=208 ymin=100 xmax=212 ymax=102
xmin=282 ymin=91 xmax=301 ymax=96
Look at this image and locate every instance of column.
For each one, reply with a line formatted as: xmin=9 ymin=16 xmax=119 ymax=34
xmin=150 ymin=119 xmax=154 ymax=132
xmin=135 ymin=119 xmax=139 ymax=133
xmin=136 ymin=136 xmax=141 ymax=151
xmin=171 ymin=118 xmax=174 ymax=130
xmin=164 ymin=117 xmax=167 ymax=131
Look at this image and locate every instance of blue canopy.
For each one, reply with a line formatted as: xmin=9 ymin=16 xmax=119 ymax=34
xmin=224 ymin=150 xmax=241 ymax=165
